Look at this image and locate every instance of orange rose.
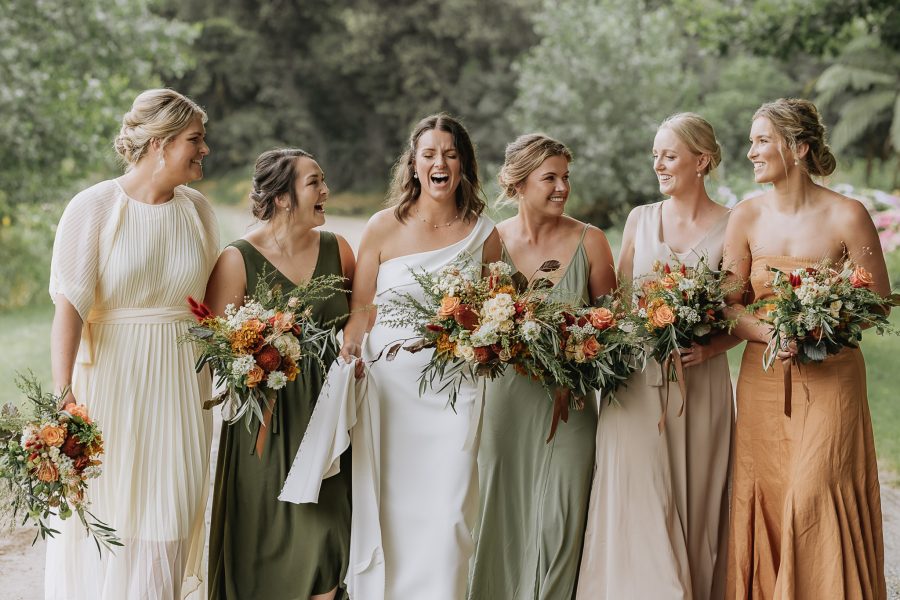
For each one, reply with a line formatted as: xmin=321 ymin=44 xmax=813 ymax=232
xmin=66 ymin=404 xmax=92 ymax=423
xmin=661 ymin=275 xmax=678 ymax=289
xmin=246 ymin=366 xmax=265 ymax=388
xmin=849 ymin=265 xmax=873 ymax=288
xmin=231 ymin=319 xmax=267 ymax=353
xmin=589 ymin=307 xmax=615 ymax=330
xmin=438 ymin=296 xmax=462 ymax=317
xmin=582 ymin=336 xmax=601 ymax=359
xmin=39 ymin=424 xmax=66 ymax=448
xmin=35 ymin=460 xmax=59 ymax=483
xmin=649 ymin=302 xmax=676 ymax=328
xmin=269 ymin=311 xmax=295 ymax=332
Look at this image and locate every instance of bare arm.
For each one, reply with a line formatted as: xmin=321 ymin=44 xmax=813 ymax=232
xmin=50 ymin=295 xmax=82 ymax=407
xmin=204 ymin=247 xmax=247 ymax=316
xmin=584 ymin=225 xmax=617 ymax=300
xmin=721 ymin=204 xmax=771 ymax=344
xmin=842 ymin=199 xmax=892 ymax=298
xmin=616 ymin=208 xmax=639 ymax=286
xmin=481 ymin=228 xmax=502 ymax=265
xmin=339 ymin=215 xmax=386 ymax=360
xmin=336 ymin=234 xmax=357 ymax=282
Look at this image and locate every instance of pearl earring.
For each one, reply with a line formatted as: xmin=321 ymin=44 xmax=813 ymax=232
xmin=413 ymin=173 xmax=418 ymax=179
xmin=794 ymin=159 xmax=799 ymax=166
xmin=697 ymin=172 xmax=702 ymax=178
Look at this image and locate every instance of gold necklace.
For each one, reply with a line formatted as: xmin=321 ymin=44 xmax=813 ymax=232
xmin=414 ymin=207 xmax=460 ymax=229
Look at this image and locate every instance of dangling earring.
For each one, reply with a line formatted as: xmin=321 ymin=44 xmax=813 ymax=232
xmin=413 ymin=172 xmax=418 ymax=179
xmin=696 ymin=172 xmax=702 ymax=178
xmin=793 ymin=159 xmax=799 ymax=166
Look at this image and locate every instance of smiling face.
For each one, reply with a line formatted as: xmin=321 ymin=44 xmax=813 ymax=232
xmin=747 ymin=116 xmax=789 ymax=184
xmin=517 ymin=154 xmax=570 ymax=217
xmin=413 ymin=129 xmax=461 ymax=203
xmin=652 ymin=127 xmax=704 ymax=197
xmin=161 ymin=116 xmax=209 ymax=184
xmin=287 ymin=156 xmax=328 ymax=228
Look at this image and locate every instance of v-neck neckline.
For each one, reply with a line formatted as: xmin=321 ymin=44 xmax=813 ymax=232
xmin=239 ymin=232 xmax=324 ymax=288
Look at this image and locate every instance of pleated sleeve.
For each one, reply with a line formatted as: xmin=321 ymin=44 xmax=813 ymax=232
xmin=48 ymin=181 xmax=119 ymax=321
xmin=179 ymin=185 xmax=220 ymax=275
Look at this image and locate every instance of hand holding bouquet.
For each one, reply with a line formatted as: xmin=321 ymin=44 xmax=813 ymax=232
xmin=631 ymin=256 xmax=736 ymax=430
xmin=183 ymin=270 xmax=344 ymax=429
xmin=379 ymin=257 xmax=566 ymax=409
xmin=0 ymin=374 xmax=119 ymax=553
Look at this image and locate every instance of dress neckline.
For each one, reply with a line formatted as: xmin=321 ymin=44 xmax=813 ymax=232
xmin=380 ymin=216 xmax=488 ymax=266
xmin=501 ymin=224 xmax=588 ymax=287
xmin=234 ymin=232 xmax=324 ymax=289
xmin=114 ymin=178 xmax=179 ymax=208
xmin=655 ymin=201 xmax=730 ymax=256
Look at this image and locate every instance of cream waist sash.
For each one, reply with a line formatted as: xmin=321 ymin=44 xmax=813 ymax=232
xmin=78 ymin=306 xmax=193 ymax=364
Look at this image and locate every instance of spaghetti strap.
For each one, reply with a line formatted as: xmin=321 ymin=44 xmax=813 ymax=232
xmin=578 ymin=223 xmax=590 ymax=245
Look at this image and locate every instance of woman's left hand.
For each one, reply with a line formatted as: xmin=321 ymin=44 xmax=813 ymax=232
xmin=679 ymin=342 xmax=717 ymax=368
xmin=775 ymin=338 xmax=798 ymax=361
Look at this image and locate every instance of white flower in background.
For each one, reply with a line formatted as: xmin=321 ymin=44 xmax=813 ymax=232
xmin=677 ymin=306 xmax=700 ymax=324
xmin=482 ymin=293 xmax=515 ymax=323
xmin=678 ymin=277 xmax=696 ymax=291
xmin=488 ymin=261 xmax=512 ymax=277
xmin=829 ymin=300 xmax=843 ymax=318
xmin=273 ymin=334 xmax=302 ymax=361
xmin=231 ymin=354 xmax=256 ymax=376
xmin=521 ymin=320 xmax=541 ymax=342
xmin=455 ymin=343 xmax=475 ymax=362
xmin=471 ymin=321 xmax=500 ymax=346
xmin=267 ymin=371 xmax=288 ymax=390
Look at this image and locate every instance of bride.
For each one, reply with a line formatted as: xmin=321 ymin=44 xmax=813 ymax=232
xmin=339 ymin=113 xmax=500 ymax=599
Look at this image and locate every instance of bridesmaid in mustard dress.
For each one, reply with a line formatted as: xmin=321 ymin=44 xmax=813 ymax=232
xmin=723 ymin=98 xmax=888 ymax=599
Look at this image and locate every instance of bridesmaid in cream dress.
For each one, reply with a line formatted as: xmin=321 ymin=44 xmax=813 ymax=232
xmin=338 ymin=114 xmax=501 ymax=600
xmin=578 ymin=113 xmax=737 ymax=600
xmin=46 ymin=89 xmax=218 ymax=599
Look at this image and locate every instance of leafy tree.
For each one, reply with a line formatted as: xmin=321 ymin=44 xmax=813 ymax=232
xmin=510 ymin=0 xmax=696 ymax=226
xmin=815 ymin=34 xmax=900 ymax=184
xmin=0 ymin=0 xmax=197 ymax=206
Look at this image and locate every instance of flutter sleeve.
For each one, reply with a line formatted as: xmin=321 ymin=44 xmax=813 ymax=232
xmin=180 ymin=185 xmax=220 ymax=275
xmin=48 ymin=182 xmax=118 ymax=321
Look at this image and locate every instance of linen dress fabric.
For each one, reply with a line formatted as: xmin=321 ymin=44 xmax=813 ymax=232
xmin=45 ymin=179 xmax=219 ymax=599
xmin=361 ymin=215 xmax=495 ymax=600
xmin=577 ymin=201 xmax=733 ymax=600
xmin=468 ymin=225 xmax=597 ymax=600
xmin=208 ymin=234 xmax=352 ymax=599
xmin=726 ymin=255 xmax=886 ymax=600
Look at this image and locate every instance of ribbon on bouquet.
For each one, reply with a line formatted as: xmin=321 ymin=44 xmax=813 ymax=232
xmin=782 ymin=357 xmax=793 ymax=417
xmin=658 ymin=349 xmax=688 ymax=434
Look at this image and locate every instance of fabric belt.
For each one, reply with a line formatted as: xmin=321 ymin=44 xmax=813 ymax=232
xmin=78 ymin=306 xmax=193 ymax=364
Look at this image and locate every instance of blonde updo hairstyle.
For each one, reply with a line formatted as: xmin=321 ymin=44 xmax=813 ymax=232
xmin=114 ymin=88 xmax=207 ymax=169
xmin=497 ymin=133 xmax=573 ymax=205
xmin=249 ymin=148 xmax=315 ymax=221
xmin=753 ymin=98 xmax=837 ymax=177
xmin=658 ymin=112 xmax=722 ymax=176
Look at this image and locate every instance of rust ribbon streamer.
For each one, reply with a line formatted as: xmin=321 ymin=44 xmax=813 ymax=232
xmin=658 ymin=350 xmax=688 ymax=434
xmin=253 ymin=389 xmax=279 ymax=458
xmin=781 ymin=357 xmax=793 ymax=417
xmin=546 ymin=389 xmax=570 ymax=443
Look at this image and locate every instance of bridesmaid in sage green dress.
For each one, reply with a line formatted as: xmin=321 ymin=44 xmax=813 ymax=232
xmin=468 ymin=134 xmax=616 ymax=600
xmin=204 ymin=149 xmax=354 ymax=600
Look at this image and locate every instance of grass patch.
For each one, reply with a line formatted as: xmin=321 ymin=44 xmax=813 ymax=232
xmin=0 ymin=302 xmax=53 ymax=410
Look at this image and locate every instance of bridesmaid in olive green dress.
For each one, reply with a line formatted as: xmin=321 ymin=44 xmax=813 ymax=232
xmin=468 ymin=135 xmax=616 ymax=600
xmin=204 ymin=149 xmax=355 ymax=600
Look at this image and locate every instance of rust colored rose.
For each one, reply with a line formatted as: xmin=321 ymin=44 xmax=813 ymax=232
xmin=438 ymin=296 xmax=462 ymax=318
xmin=66 ymin=404 xmax=92 ymax=423
xmin=35 ymin=460 xmax=59 ymax=483
xmin=473 ymin=346 xmax=495 ymax=364
xmin=73 ymin=455 xmax=91 ymax=471
xmin=60 ymin=435 xmax=86 ymax=459
xmin=582 ymin=336 xmax=601 ymax=359
xmin=246 ymin=366 xmax=265 ymax=388
xmin=849 ymin=265 xmax=873 ymax=288
xmin=39 ymin=425 xmax=66 ymax=448
xmin=254 ymin=345 xmax=282 ymax=372
xmin=454 ymin=304 xmax=480 ymax=330
xmin=589 ymin=307 xmax=615 ymax=330
xmin=649 ymin=302 xmax=676 ymax=328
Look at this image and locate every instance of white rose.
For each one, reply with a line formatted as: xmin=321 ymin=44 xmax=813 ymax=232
xmin=455 ymin=343 xmax=475 ymax=362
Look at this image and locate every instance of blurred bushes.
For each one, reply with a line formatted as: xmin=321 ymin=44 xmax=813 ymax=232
xmin=0 ymin=200 xmax=61 ymax=310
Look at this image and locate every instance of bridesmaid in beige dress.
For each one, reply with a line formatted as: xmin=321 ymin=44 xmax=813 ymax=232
xmin=577 ymin=113 xmax=737 ymax=599
xmin=723 ymin=98 xmax=887 ymax=599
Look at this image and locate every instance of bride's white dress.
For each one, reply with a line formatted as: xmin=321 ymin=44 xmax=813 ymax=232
xmin=363 ymin=216 xmax=494 ymax=599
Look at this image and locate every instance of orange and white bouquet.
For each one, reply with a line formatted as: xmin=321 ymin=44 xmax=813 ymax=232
xmin=0 ymin=374 xmax=119 ymax=552
xmin=749 ymin=260 xmax=899 ymax=369
xmin=183 ymin=271 xmax=344 ymax=428
xmin=633 ymin=256 xmax=736 ymax=380
xmin=379 ymin=257 xmax=567 ymax=408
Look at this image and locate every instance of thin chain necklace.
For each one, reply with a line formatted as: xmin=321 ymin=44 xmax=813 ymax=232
xmin=414 ymin=207 xmax=460 ymax=229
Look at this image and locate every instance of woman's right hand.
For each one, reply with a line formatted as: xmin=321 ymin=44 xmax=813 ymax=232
xmin=340 ymin=342 xmax=365 ymax=379
xmin=57 ymin=388 xmax=76 ymax=410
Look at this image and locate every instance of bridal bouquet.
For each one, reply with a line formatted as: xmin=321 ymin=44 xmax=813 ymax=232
xmin=379 ymin=257 xmax=567 ymax=408
xmin=749 ymin=260 xmax=899 ymax=370
xmin=0 ymin=374 xmax=119 ymax=552
xmin=633 ymin=256 xmax=736 ymax=379
xmin=183 ymin=270 xmax=344 ymax=428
